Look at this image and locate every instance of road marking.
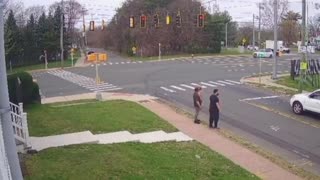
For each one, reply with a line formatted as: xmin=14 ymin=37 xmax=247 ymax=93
xmin=218 ymin=80 xmax=235 ymax=85
xmin=270 ymin=125 xmax=280 ymax=132
xmin=121 ymin=62 xmax=125 ymax=64
xmin=180 ymin=84 xmax=195 ymax=89
xmin=138 ymin=61 xmax=143 ymax=63
xmin=132 ymin=62 xmax=137 ymax=64
xmin=225 ymin=80 xmax=241 ymax=84
xmin=160 ymin=87 xmax=176 ymax=93
xmin=170 ymin=85 xmax=186 ymax=91
xmin=89 ymin=86 xmax=118 ymax=90
xmin=94 ymin=87 xmax=123 ymax=92
xmin=115 ymin=62 xmax=119 ymax=65
xmin=109 ymin=63 xmax=113 ymax=65
xmin=239 ymin=95 xmax=279 ymax=101
xmin=242 ymin=100 xmax=320 ymax=129
xmin=200 ymin=82 xmax=217 ymax=87
xmin=208 ymin=81 xmax=226 ymax=86
xmin=126 ymin=62 xmax=131 ymax=64
xmin=191 ymin=83 xmax=206 ymax=88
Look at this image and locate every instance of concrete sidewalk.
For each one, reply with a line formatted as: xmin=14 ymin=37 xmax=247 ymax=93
xmin=41 ymin=92 xmax=301 ymax=180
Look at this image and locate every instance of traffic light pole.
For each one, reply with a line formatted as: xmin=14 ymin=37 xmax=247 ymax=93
xmin=0 ymin=0 xmax=23 ymax=178
xmin=60 ymin=0 xmax=64 ymax=69
xmin=299 ymin=0 xmax=306 ymax=93
xmin=272 ymin=0 xmax=278 ymax=80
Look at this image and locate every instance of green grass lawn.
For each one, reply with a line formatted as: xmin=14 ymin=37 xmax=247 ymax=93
xmin=276 ymin=75 xmax=320 ymax=92
xmin=26 ymin=100 xmax=177 ymax=136
xmin=8 ymin=51 xmax=81 ymax=74
xmin=129 ymin=48 xmax=251 ymax=61
xmin=23 ymin=142 xmax=259 ymax=180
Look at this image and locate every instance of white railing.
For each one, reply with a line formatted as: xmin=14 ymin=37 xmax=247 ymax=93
xmin=0 ymin=116 xmax=12 ymax=180
xmin=9 ymin=102 xmax=30 ymax=148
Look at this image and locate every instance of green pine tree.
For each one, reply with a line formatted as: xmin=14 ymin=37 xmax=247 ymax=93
xmin=4 ymin=10 xmax=23 ymax=66
xmin=23 ymin=14 xmax=39 ymax=65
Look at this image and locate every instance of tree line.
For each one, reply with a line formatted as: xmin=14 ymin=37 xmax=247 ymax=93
xmin=89 ymin=0 xmax=238 ymax=56
xmin=3 ymin=0 xmax=84 ymax=68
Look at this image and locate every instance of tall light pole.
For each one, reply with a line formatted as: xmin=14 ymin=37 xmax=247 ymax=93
xmin=258 ymin=3 xmax=262 ymax=49
xmin=225 ymin=22 xmax=228 ymax=48
xmin=60 ymin=0 xmax=64 ymax=68
xmin=253 ymin=14 xmax=255 ymax=48
xmin=272 ymin=0 xmax=278 ymax=79
xmin=0 ymin=0 xmax=23 ymax=179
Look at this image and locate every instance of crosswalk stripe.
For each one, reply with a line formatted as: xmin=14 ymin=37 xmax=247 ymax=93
xmin=208 ymin=81 xmax=226 ymax=86
xmin=109 ymin=63 xmax=113 ymax=65
xmin=191 ymin=83 xmax=206 ymax=88
xmin=161 ymin=87 xmax=176 ymax=93
xmin=126 ymin=62 xmax=131 ymax=64
xmin=180 ymin=84 xmax=195 ymax=89
xmin=121 ymin=62 xmax=125 ymax=64
xmin=218 ymin=80 xmax=234 ymax=85
xmin=138 ymin=61 xmax=143 ymax=63
xmin=115 ymin=62 xmax=119 ymax=64
xmin=225 ymin=80 xmax=241 ymax=84
xmin=170 ymin=85 xmax=186 ymax=91
xmin=200 ymin=82 xmax=217 ymax=87
xmin=132 ymin=62 xmax=137 ymax=64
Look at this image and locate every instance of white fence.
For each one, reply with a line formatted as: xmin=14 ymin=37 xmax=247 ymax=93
xmin=9 ymin=102 xmax=30 ymax=148
xmin=0 ymin=116 xmax=12 ymax=180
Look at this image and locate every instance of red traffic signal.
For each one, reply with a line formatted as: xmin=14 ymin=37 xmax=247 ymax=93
xmin=198 ymin=14 xmax=205 ymax=28
xmin=140 ymin=15 xmax=147 ymax=28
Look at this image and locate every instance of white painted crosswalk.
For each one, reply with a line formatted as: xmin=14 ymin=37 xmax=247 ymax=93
xmin=47 ymin=70 xmax=122 ymax=92
xmin=160 ymin=80 xmax=242 ymax=93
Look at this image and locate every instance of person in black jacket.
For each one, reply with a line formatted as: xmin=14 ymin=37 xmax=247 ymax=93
xmin=209 ymin=89 xmax=221 ymax=129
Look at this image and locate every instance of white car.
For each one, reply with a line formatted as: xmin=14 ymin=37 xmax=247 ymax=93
xmin=290 ymin=89 xmax=320 ymax=114
xmin=253 ymin=49 xmax=273 ymax=58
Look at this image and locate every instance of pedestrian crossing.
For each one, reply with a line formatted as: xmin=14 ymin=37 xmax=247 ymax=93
xmin=47 ymin=70 xmax=122 ymax=92
xmin=160 ymin=80 xmax=242 ymax=93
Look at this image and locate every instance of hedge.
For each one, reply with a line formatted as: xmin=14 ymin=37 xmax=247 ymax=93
xmin=7 ymin=72 xmax=41 ymax=105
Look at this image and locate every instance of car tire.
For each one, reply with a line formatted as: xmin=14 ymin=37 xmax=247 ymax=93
xmin=292 ymin=101 xmax=303 ymax=115
xmin=253 ymin=54 xmax=257 ymax=58
xmin=269 ymin=54 xmax=272 ymax=58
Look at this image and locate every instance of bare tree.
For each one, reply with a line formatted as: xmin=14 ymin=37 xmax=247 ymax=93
xmin=259 ymin=0 xmax=289 ymax=29
xmin=24 ymin=5 xmax=46 ymax=21
xmin=308 ymin=15 xmax=320 ymax=38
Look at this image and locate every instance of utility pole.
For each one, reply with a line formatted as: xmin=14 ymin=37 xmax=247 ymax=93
xmin=60 ymin=0 xmax=64 ymax=69
xmin=225 ymin=22 xmax=228 ymax=49
xmin=272 ymin=0 xmax=278 ymax=79
xmin=299 ymin=0 xmax=307 ymax=92
xmin=0 ymin=0 xmax=23 ymax=179
xmin=253 ymin=14 xmax=255 ymax=48
xmin=258 ymin=3 xmax=262 ymax=49
xmin=82 ymin=7 xmax=87 ymax=48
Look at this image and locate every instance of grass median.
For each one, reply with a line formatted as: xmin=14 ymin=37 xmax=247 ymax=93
xmin=129 ymin=48 xmax=252 ymax=61
xmin=276 ymin=75 xmax=320 ymax=92
xmin=8 ymin=51 xmax=81 ymax=74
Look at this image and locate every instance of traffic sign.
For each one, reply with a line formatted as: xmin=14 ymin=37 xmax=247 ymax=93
xmin=132 ymin=47 xmax=137 ymax=55
xmin=300 ymin=61 xmax=307 ymax=70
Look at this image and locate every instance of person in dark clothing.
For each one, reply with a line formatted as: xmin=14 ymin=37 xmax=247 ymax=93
xmin=193 ymin=87 xmax=202 ymax=124
xmin=209 ymin=89 xmax=221 ymax=129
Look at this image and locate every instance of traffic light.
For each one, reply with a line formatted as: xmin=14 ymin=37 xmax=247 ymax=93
xmin=153 ymin=14 xmax=159 ymax=28
xmin=166 ymin=15 xmax=171 ymax=25
xmin=129 ymin=16 xmax=135 ymax=28
xmin=89 ymin=21 xmax=95 ymax=31
xmin=176 ymin=14 xmax=181 ymax=28
xmin=140 ymin=15 xmax=147 ymax=28
xmin=198 ymin=14 xmax=205 ymax=28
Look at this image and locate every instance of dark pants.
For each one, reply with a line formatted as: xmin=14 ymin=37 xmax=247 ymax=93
xmin=209 ymin=112 xmax=219 ymax=128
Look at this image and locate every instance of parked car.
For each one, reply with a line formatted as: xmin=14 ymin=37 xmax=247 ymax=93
xmin=290 ymin=89 xmax=320 ymax=115
xmin=281 ymin=47 xmax=290 ymax=53
xmin=247 ymin=45 xmax=259 ymax=51
xmin=253 ymin=49 xmax=273 ymax=58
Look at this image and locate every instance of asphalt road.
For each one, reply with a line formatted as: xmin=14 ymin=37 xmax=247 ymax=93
xmin=33 ymin=50 xmax=320 ymax=176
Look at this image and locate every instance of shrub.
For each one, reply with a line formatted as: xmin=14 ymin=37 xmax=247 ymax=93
xmin=7 ymin=72 xmax=40 ymax=105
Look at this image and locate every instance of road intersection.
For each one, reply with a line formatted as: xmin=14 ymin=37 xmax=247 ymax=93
xmin=32 ymin=50 xmax=320 ymax=176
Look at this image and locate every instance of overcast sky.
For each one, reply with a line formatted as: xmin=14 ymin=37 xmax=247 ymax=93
xmin=21 ymin=0 xmax=320 ymax=26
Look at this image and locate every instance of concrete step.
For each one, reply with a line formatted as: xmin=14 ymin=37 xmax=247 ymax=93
xmin=96 ymin=131 xmax=138 ymax=144
xmin=167 ymin=132 xmax=194 ymax=142
xmin=30 ymin=131 xmax=99 ymax=151
xmin=132 ymin=130 xmax=176 ymax=143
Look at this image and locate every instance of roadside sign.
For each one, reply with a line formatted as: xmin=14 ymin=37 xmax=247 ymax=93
xmin=300 ymin=61 xmax=307 ymax=70
xmin=242 ymin=38 xmax=246 ymax=45
xmin=132 ymin=47 xmax=137 ymax=55
xmin=87 ymin=53 xmax=108 ymax=62
xmin=98 ymin=53 xmax=108 ymax=61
